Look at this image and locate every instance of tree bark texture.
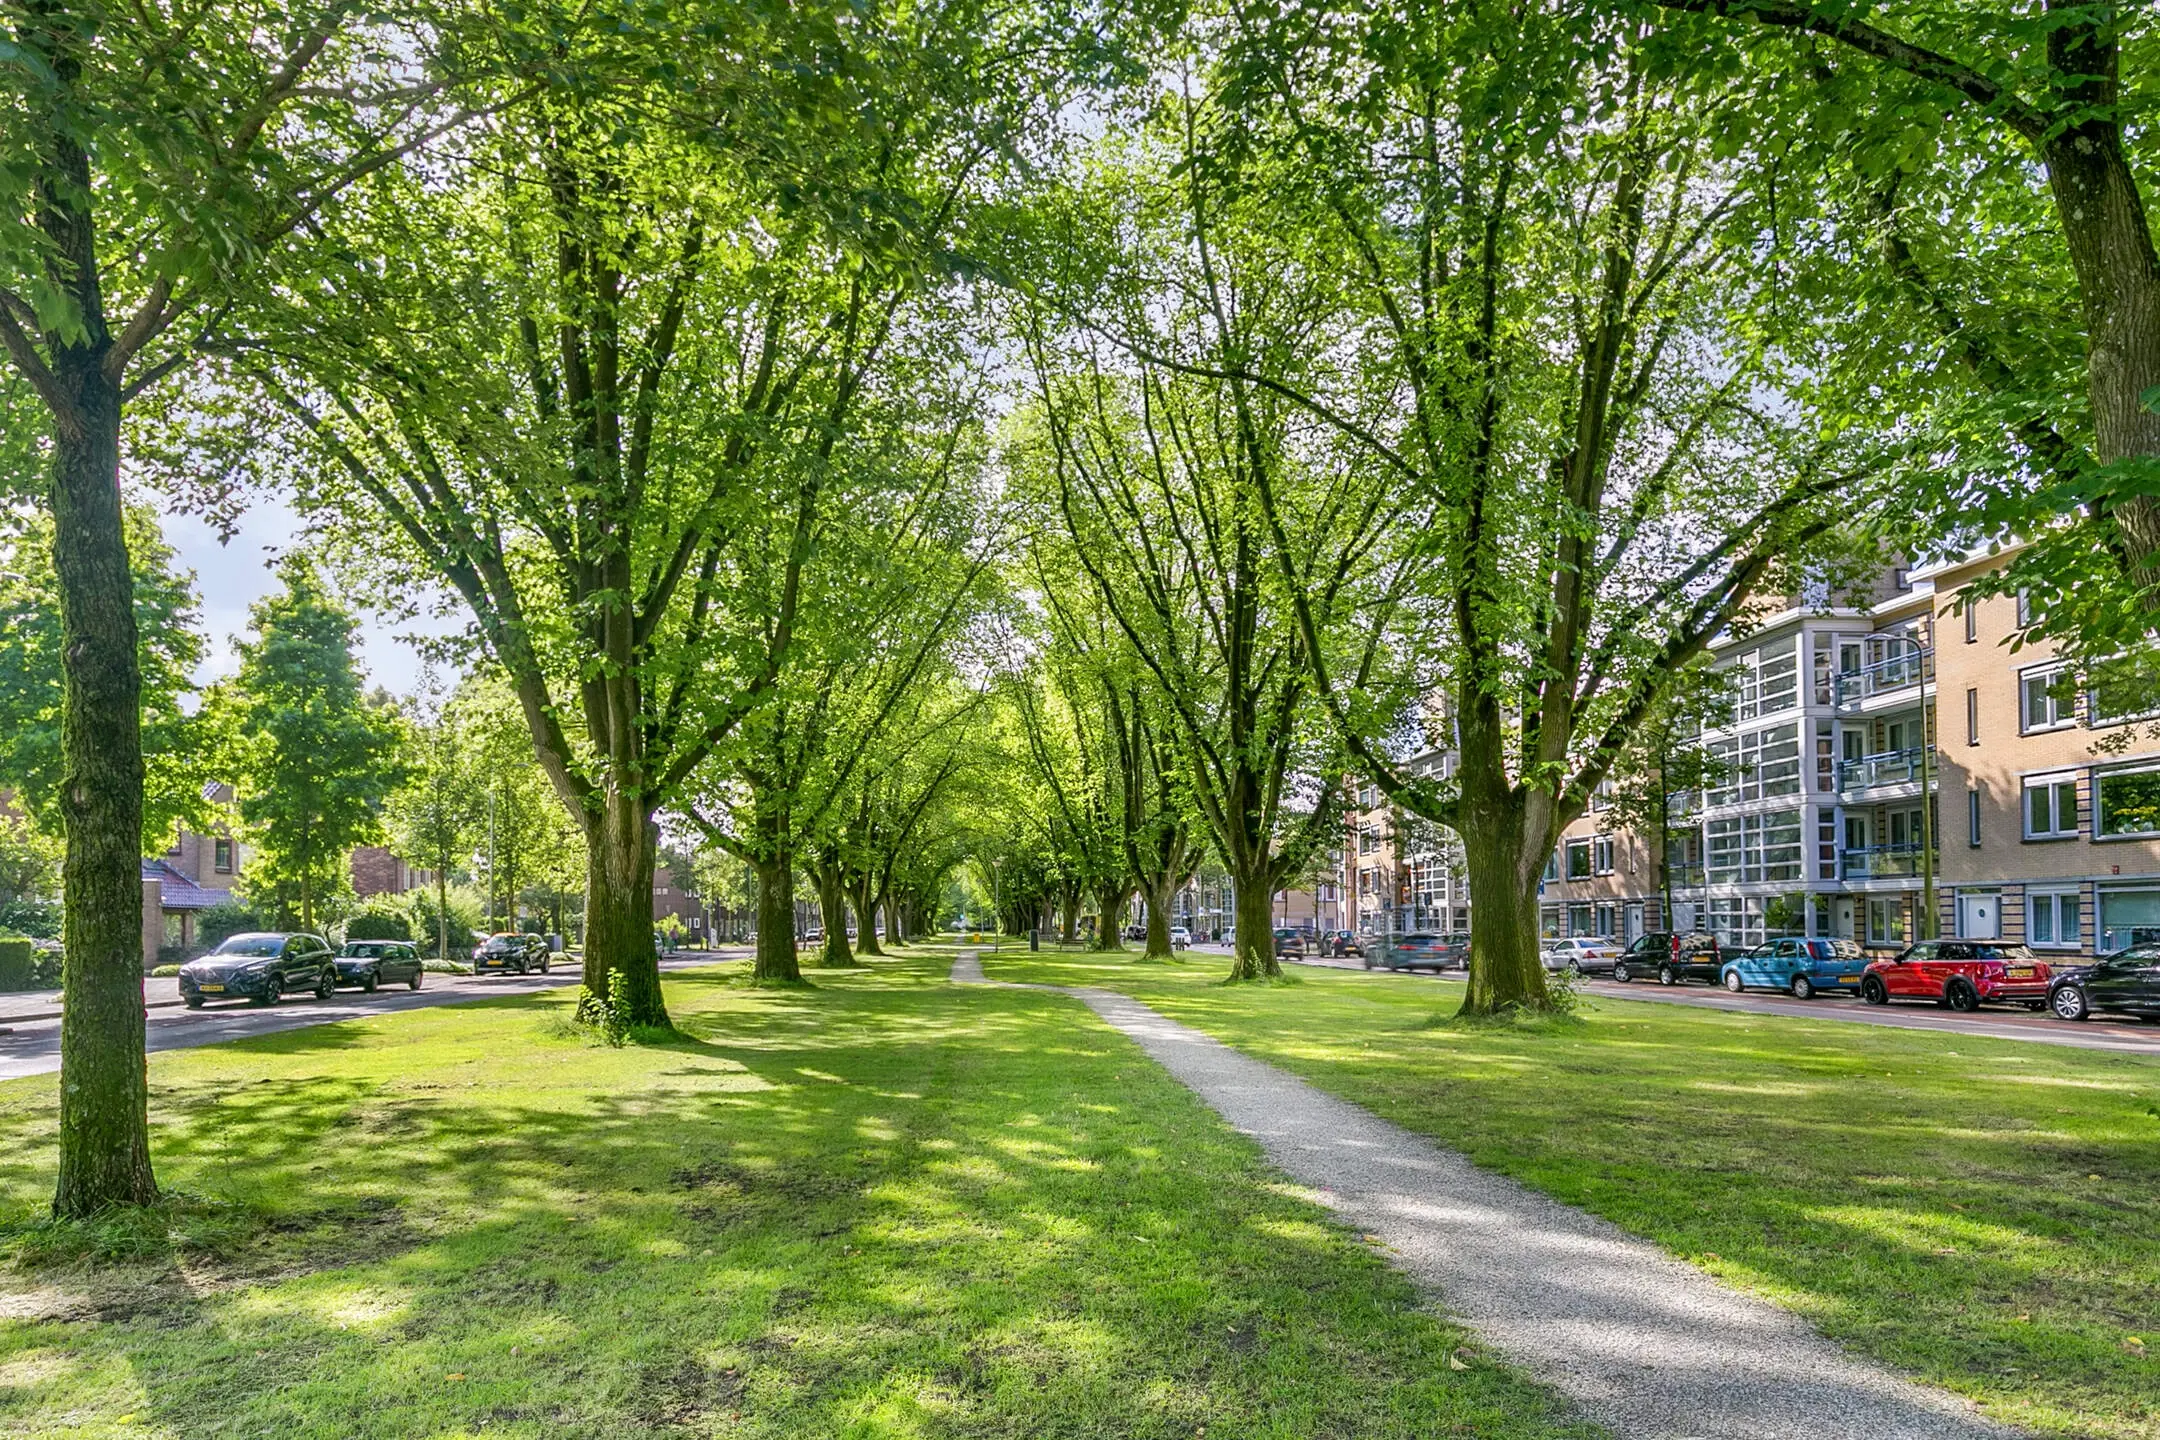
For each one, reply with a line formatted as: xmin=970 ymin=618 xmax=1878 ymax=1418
xmin=850 ymin=877 xmax=884 ymax=955
xmin=1225 ymin=875 xmax=1280 ymax=981
xmin=1142 ymin=874 xmax=1175 ymax=959
xmin=1456 ymin=790 xmax=1556 ymax=1017
xmin=815 ymin=857 xmax=856 ymax=967
xmin=580 ymin=789 xmax=666 ymax=1026
xmin=1090 ymin=883 xmax=1128 ymax=951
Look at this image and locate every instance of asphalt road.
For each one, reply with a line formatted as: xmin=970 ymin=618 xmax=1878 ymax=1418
xmin=0 ymin=950 xmax=748 ymax=1082
xmin=1259 ymin=947 xmax=2160 ymax=1057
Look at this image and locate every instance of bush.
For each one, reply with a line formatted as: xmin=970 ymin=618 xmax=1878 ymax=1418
xmin=408 ymin=886 xmax=484 ymax=958
xmin=421 ymin=958 xmax=473 ymax=975
xmin=0 ymin=899 xmax=61 ymax=940
xmin=150 ymin=963 xmax=182 ymax=978
xmin=344 ymin=897 xmax=413 ymax=942
xmin=0 ymin=936 xmax=36 ymax=991
xmin=197 ymin=900 xmax=268 ymax=950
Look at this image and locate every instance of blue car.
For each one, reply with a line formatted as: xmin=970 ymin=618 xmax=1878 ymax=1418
xmin=1719 ymin=936 xmax=1869 ymax=999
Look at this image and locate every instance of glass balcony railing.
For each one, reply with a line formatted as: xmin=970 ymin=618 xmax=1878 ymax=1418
xmin=1664 ymin=863 xmax=1706 ymax=889
xmin=1836 ymin=747 xmax=1927 ymax=792
xmin=1839 ymin=843 xmax=1934 ymax=880
xmin=1832 ymin=648 xmax=1933 ymax=709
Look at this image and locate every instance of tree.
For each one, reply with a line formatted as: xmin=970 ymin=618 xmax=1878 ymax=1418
xmin=385 ymin=666 xmax=478 ymax=964
xmin=0 ymin=505 xmax=206 ymax=848
xmin=2 ymin=0 xmax=461 ymax=1216
xmin=1658 ymin=1 xmax=2160 ymax=625
xmin=1116 ymin=5 xmax=1892 ymax=1011
xmin=1592 ymin=663 xmax=1736 ymax=935
xmin=214 ymin=559 xmax=405 ymax=931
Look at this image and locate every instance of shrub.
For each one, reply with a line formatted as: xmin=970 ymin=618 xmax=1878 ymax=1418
xmin=408 ymin=886 xmax=484 ymax=958
xmin=150 ymin=964 xmax=182 ymax=978
xmin=344 ymin=897 xmax=413 ymax=942
xmin=0 ymin=936 xmax=37 ymax=991
xmin=197 ymin=900 xmax=268 ymax=950
xmin=0 ymin=899 xmax=61 ymax=940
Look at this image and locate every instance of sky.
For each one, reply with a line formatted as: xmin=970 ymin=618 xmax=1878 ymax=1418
xmin=161 ymin=493 xmax=458 ymax=697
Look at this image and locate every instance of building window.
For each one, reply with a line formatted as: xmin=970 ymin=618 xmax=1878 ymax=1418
xmin=1705 ymin=896 xmax=1769 ymax=950
xmin=1705 ymin=722 xmax=1802 ymax=806
xmin=1567 ymin=903 xmax=1592 ymax=936
xmin=1706 ymin=809 xmax=1804 ymax=883
xmin=1967 ymin=789 xmax=1982 ymax=848
xmin=214 ymin=838 xmax=233 ymax=872
xmin=1963 ymin=603 xmax=1976 ymax=643
xmin=1867 ymin=897 xmax=1905 ymax=946
xmin=2020 ymin=665 xmax=2072 ymax=733
xmin=1542 ymin=850 xmax=1560 ymax=883
xmin=2027 ymin=890 xmax=2082 ymax=949
xmin=1565 ymin=839 xmax=1592 ymax=880
xmin=1540 ymin=905 xmax=1561 ymax=938
xmin=2023 ymin=774 xmax=2079 ymax=839
xmin=2089 ymin=669 xmax=2160 ymax=728
xmin=2095 ymin=767 xmax=2160 ymax=839
xmin=1593 ymin=903 xmax=1616 ymax=937
xmin=1591 ymin=836 xmax=1614 ymax=875
xmin=1965 ymin=687 xmax=1979 ymax=745
xmin=1726 ymin=637 xmax=1799 ymax=722
xmin=2099 ymin=888 xmax=2160 ymax=950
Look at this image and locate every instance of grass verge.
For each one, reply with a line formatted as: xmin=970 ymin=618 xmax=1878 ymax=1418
xmin=982 ymin=949 xmax=2160 ymax=1440
xmin=0 ymin=947 xmax=1597 ymax=1440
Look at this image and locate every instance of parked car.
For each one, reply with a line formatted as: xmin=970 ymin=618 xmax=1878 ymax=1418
xmin=334 ymin=939 xmax=426 ymax=993
xmin=1368 ymin=932 xmax=1470 ymax=972
xmin=1860 ymin=940 xmax=2052 ymax=1011
xmin=1719 ymin=936 xmax=1869 ymax=998
xmin=1322 ymin=930 xmax=1365 ymax=958
xmin=1611 ymin=931 xmax=1722 ymax=985
xmin=178 ymin=932 xmax=337 ymax=1008
xmin=1169 ymin=926 xmax=1192 ymax=951
xmin=2046 ymin=942 xmax=2160 ymax=1021
xmin=474 ymin=932 xmax=551 ymax=975
xmin=1542 ymin=936 xmax=1622 ymax=975
xmin=1273 ymin=927 xmax=1308 ymax=959
xmin=801 ymin=926 xmax=824 ymax=945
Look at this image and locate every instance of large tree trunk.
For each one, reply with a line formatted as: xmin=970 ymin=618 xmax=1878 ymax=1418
xmin=2041 ymin=118 xmax=2160 ymax=602
xmin=49 ymin=355 xmax=158 ymax=1217
xmin=1457 ymin=796 xmax=1555 ymax=1017
xmin=815 ymin=856 xmax=855 ymax=967
xmin=1141 ymin=873 xmax=1176 ymax=959
xmin=886 ymin=894 xmax=907 ymax=946
xmin=1090 ymin=882 xmax=1128 ymax=951
xmin=1057 ymin=883 xmax=1079 ymax=945
xmin=752 ymin=854 xmax=801 ymax=982
xmin=1225 ymin=872 xmax=1279 ymax=981
xmin=581 ymin=788 xmax=667 ymax=1026
xmin=850 ymin=876 xmax=884 ymax=955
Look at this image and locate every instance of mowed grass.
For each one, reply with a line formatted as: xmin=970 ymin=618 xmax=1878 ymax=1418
xmin=982 ymin=946 xmax=2160 ymax=1439
xmin=0 ymin=948 xmax=1600 ymax=1440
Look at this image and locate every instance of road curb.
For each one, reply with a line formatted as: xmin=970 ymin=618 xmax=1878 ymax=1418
xmin=0 ymin=997 xmax=185 ymax=1026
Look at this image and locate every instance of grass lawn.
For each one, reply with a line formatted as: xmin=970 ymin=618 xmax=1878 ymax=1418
xmin=982 ymin=946 xmax=2160 ymax=1439
xmin=0 ymin=947 xmax=1599 ymax=1440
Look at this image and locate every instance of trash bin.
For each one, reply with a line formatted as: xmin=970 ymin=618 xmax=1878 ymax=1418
xmin=1029 ymin=928 xmax=1040 ymax=951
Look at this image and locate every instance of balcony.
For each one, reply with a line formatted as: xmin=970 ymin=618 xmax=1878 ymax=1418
xmin=1839 ymin=843 xmax=1934 ymax=881
xmin=1836 ymin=746 xmax=1927 ymax=794
xmin=1664 ymin=863 xmax=1706 ymax=889
xmin=1832 ymin=648 xmax=1933 ymax=711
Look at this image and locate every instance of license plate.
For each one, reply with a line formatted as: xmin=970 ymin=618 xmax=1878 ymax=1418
xmin=199 ymin=984 xmax=224 ymax=993
xmin=1835 ymin=975 xmax=1858 ymax=984
xmin=2007 ymin=967 xmax=2034 ymax=978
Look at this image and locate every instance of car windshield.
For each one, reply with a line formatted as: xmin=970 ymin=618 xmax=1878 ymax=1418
xmin=1975 ymin=944 xmax=2037 ymax=961
xmin=1814 ymin=940 xmax=1864 ymax=959
xmin=211 ymin=935 xmax=284 ymax=957
xmin=480 ymin=936 xmax=520 ymax=952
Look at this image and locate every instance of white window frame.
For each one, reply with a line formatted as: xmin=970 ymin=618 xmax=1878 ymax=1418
xmin=1725 ymin=637 xmax=1800 ymax=722
xmin=1705 ymin=721 xmax=1802 ymax=807
xmin=2026 ymin=889 xmax=2083 ymax=950
xmin=1591 ymin=836 xmax=1615 ymax=876
xmin=2022 ymin=773 xmax=2080 ymax=840
xmin=2094 ymin=765 xmax=2160 ymax=840
xmin=2020 ymin=664 xmax=2073 ymax=734
xmin=1565 ymin=838 xmax=1592 ymax=880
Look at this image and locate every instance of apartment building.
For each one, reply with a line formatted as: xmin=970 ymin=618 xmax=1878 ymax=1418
xmin=1936 ymin=547 xmax=2160 ymax=958
xmin=1339 ymin=750 xmax=1470 ymax=939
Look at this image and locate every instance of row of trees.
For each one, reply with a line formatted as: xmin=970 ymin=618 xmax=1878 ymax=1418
xmin=7 ymin=0 xmax=2154 ymax=1217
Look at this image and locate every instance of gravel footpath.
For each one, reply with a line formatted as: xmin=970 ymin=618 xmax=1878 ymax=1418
xmin=951 ymin=951 xmax=2017 ymax=1440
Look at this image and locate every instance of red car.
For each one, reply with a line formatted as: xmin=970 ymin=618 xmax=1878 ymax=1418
xmin=1859 ymin=940 xmax=2054 ymax=1011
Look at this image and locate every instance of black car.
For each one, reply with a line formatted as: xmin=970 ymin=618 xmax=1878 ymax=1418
xmin=1367 ymin=931 xmax=1470 ymax=971
xmin=474 ymin=932 xmax=551 ymax=974
xmin=334 ymin=939 xmax=426 ymax=992
xmin=1612 ymin=931 xmax=1723 ymax=985
xmin=1273 ymin=927 xmax=1309 ymax=959
xmin=179 ymin=932 xmax=338 ymax=1008
xmin=1323 ymin=930 xmax=1365 ymax=958
xmin=2047 ymin=942 xmax=2160 ymax=1021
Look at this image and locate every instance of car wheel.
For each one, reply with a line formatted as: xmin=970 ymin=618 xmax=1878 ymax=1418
xmin=1612 ymin=962 xmax=1631 ymax=983
xmin=184 ymin=996 xmax=203 ymax=1010
xmin=362 ymin=971 xmax=379 ymax=993
xmin=257 ymin=983 xmax=279 ymax=1007
xmin=1945 ymin=979 xmax=1980 ymax=1013
xmin=408 ymin=970 xmax=424 ymax=990
xmin=539 ymin=958 xmax=550 ymax=974
xmin=1861 ymin=976 xmax=1888 ymax=1006
xmin=1723 ymin=970 xmax=1745 ymax=993
xmin=1790 ymin=975 xmax=1815 ymax=1000
xmin=1658 ymin=964 xmax=1676 ymax=986
xmin=515 ymin=961 xmax=529 ymax=976
xmin=316 ymin=970 xmax=336 ymax=1000
xmin=1362 ymin=956 xmax=1374 ymax=969
xmin=2051 ymin=984 xmax=2090 ymax=1022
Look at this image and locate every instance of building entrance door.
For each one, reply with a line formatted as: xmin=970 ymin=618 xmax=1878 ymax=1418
xmin=1957 ymin=891 xmax=2000 ymax=941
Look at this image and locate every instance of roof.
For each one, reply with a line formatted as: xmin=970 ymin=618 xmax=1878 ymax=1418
xmin=140 ymin=860 xmax=234 ymax=912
